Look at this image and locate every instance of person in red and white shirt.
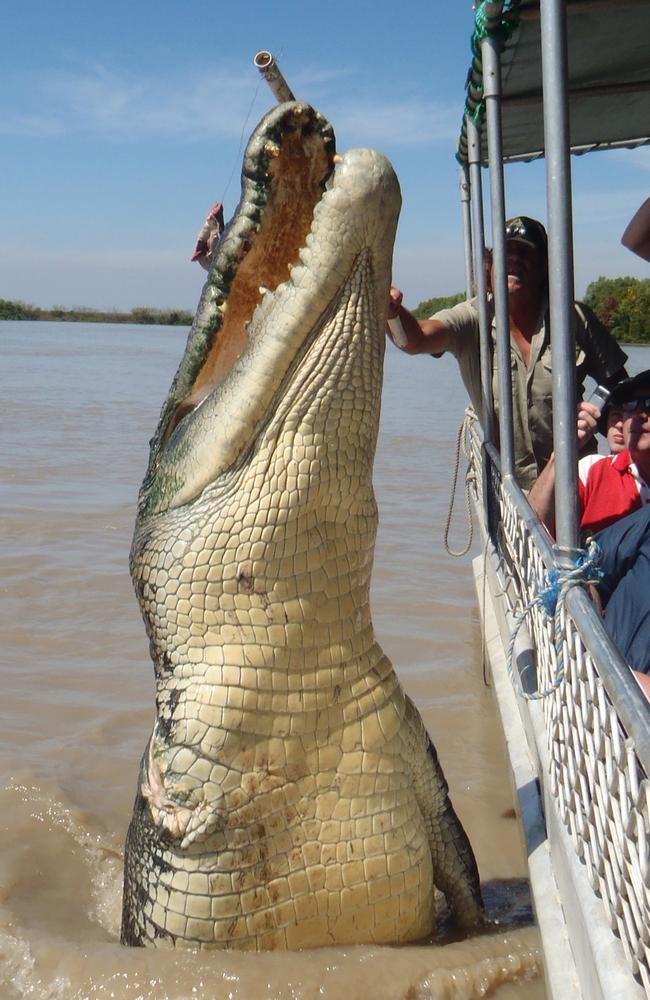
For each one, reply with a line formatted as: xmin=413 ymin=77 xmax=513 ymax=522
xmin=529 ymin=370 xmax=650 ymax=537
xmin=579 ymin=400 xmax=625 ymax=465
xmin=529 ymin=373 xmax=650 ymax=702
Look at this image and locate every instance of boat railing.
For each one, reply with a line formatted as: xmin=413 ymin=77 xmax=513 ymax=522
xmin=465 ymin=410 xmax=650 ymax=990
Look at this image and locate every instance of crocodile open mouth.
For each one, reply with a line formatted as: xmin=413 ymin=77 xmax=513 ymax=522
xmin=138 ymin=106 xmax=400 ymax=521
xmin=157 ymin=103 xmax=336 ymax=450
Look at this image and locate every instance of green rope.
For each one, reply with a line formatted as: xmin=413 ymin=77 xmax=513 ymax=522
xmin=470 ymin=96 xmax=485 ymax=126
xmin=474 ymin=0 xmax=520 ymax=44
xmin=457 ymin=0 xmax=522 ymax=160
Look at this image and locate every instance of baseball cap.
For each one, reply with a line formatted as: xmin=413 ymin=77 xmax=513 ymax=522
xmin=606 ymin=370 xmax=650 ymax=408
xmin=598 ymin=370 xmax=650 ymax=432
xmin=504 ymin=216 xmax=548 ymax=256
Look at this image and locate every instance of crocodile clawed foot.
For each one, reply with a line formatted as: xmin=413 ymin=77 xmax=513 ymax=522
xmin=140 ymin=745 xmax=225 ymax=846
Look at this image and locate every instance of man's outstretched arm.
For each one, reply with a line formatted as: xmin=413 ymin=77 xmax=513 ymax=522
xmin=387 ymin=287 xmax=452 ymax=355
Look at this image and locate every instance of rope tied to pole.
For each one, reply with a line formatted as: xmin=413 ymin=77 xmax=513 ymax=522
xmin=507 ymin=538 xmax=604 ymax=700
xmin=473 ymin=1 xmax=519 ymax=48
xmin=456 ymin=0 xmax=522 ymax=148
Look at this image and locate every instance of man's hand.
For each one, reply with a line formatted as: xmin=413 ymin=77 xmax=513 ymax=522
xmin=577 ymin=401 xmax=600 ymax=451
xmin=388 ymin=286 xmax=403 ymax=320
xmin=385 ymin=286 xmax=451 ymax=354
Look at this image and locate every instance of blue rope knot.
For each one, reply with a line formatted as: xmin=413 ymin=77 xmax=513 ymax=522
xmin=506 ymin=538 xmax=603 ymax=700
xmin=537 ymin=567 xmax=562 ymax=618
xmin=536 ymin=540 xmax=603 ymax=618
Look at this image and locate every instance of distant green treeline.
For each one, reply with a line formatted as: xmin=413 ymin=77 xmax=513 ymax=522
xmin=582 ymin=276 xmax=650 ymax=344
xmin=2 ymin=274 xmax=650 ymax=341
xmin=412 ymin=276 xmax=650 ymax=344
xmin=0 ymin=299 xmax=193 ymax=326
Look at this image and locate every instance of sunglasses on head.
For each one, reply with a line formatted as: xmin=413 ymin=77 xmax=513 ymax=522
xmin=620 ymin=396 xmax=650 ymax=413
xmin=504 ymin=220 xmax=545 ymax=245
xmin=505 ymin=222 xmax=525 ymax=238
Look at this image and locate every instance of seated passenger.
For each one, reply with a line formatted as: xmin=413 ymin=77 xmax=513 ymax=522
xmin=576 ymin=394 xmax=625 ymax=484
xmin=528 ymin=370 xmax=650 ymax=537
xmin=593 ymin=505 xmax=650 ymax=701
xmin=599 ymin=399 xmax=625 ymax=455
xmin=387 ymin=216 xmax=628 ymax=489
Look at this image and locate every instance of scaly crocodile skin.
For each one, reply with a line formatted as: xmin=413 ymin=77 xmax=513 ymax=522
xmin=121 ymin=102 xmax=484 ymax=950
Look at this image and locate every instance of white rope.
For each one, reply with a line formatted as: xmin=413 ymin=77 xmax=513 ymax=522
xmin=444 ymin=407 xmax=477 ymax=557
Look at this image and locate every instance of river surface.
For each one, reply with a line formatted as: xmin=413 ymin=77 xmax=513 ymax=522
xmin=4 ymin=321 xmax=645 ymax=999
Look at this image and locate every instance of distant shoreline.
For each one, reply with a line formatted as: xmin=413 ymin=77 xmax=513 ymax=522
xmin=2 ymin=285 xmax=649 ymax=344
xmin=0 ymin=299 xmax=193 ymax=327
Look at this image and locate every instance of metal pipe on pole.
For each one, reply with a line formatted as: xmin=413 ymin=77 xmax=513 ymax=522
xmin=466 ymin=116 xmax=495 ymax=450
xmin=539 ymin=0 xmax=579 ymax=551
xmin=253 ymin=51 xmax=296 ymax=103
xmin=459 ymin=164 xmax=475 ymax=298
xmin=482 ymin=29 xmax=515 ymax=480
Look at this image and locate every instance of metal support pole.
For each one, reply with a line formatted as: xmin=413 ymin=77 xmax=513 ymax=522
xmin=254 ymin=51 xmax=296 ymax=103
xmin=482 ymin=32 xmax=515 ymax=480
xmin=459 ymin=164 xmax=475 ymax=298
xmin=539 ymin=0 xmax=579 ymax=550
xmin=466 ymin=116 xmax=495 ymax=448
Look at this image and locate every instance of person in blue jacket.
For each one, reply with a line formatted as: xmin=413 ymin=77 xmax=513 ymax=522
xmin=594 ymin=504 xmax=650 ymax=701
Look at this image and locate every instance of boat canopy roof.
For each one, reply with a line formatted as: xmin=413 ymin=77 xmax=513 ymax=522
xmin=457 ymin=0 xmax=650 ymax=165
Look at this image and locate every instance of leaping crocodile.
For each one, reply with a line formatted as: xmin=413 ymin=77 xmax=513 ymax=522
xmin=121 ymin=101 xmax=484 ymax=950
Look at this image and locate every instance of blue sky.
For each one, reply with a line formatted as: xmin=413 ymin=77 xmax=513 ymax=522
xmin=2 ymin=0 xmax=649 ymax=313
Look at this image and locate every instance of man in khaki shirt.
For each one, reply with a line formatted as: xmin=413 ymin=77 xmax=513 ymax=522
xmin=388 ymin=217 xmax=628 ymax=489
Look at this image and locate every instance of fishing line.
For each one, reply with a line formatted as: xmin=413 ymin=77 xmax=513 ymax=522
xmin=219 ymin=77 xmax=263 ymax=207
xmin=220 ymin=46 xmax=288 ymax=209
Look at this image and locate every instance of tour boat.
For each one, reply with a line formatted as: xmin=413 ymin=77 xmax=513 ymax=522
xmin=456 ymin=2 xmax=650 ymax=996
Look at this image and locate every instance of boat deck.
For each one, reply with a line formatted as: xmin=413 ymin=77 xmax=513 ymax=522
xmin=475 ymin=533 xmax=648 ymax=998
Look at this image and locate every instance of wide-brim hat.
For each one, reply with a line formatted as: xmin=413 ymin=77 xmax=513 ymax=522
xmin=504 ymin=216 xmax=548 ymax=256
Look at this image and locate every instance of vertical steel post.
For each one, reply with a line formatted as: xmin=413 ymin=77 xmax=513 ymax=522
xmin=459 ymin=164 xmax=475 ymax=298
xmin=539 ymin=0 xmax=579 ymax=549
xmin=482 ymin=31 xmax=515 ymax=479
xmin=466 ymin=116 xmax=495 ymax=447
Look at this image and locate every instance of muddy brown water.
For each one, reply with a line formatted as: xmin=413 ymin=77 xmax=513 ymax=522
xmin=0 ymin=319 xmax=561 ymax=998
